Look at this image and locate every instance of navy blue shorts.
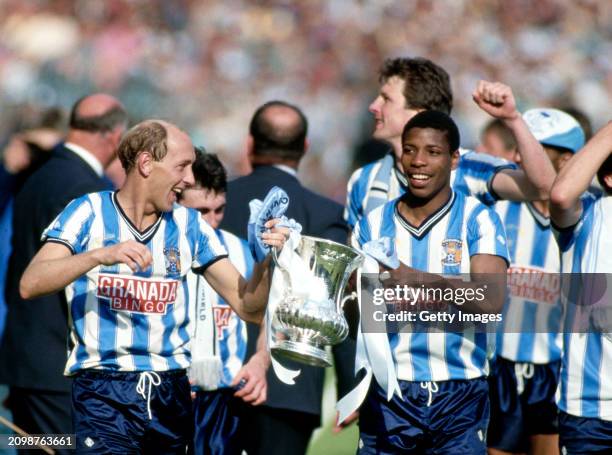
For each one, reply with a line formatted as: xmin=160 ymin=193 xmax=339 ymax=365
xmin=189 ymin=388 xmax=247 ymax=455
xmin=559 ymin=411 xmax=612 ymax=454
xmin=358 ymin=377 xmax=489 ymax=454
xmin=487 ymin=358 xmax=560 ymax=452
xmin=72 ymin=369 xmax=192 ymax=454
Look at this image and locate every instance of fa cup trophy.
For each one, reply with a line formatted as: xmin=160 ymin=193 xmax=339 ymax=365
xmin=271 ymin=236 xmax=364 ymax=367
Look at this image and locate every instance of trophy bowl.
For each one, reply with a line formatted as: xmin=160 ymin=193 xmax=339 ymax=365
xmin=271 ymin=236 xmax=364 ymax=367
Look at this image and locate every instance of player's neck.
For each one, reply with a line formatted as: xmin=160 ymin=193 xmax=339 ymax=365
xmin=251 ymin=155 xmax=300 ymax=170
xmin=115 ymin=181 xmax=160 ymax=231
xmin=398 ymin=185 xmax=452 ymax=228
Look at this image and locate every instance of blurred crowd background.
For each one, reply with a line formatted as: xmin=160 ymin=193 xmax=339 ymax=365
xmin=0 ymin=0 xmax=610 ymax=201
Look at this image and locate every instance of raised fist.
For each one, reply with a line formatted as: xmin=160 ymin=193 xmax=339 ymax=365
xmin=473 ymin=80 xmax=519 ymax=122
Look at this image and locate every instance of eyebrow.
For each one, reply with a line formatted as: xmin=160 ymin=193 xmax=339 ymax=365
xmin=403 ymin=141 xmax=447 ymax=150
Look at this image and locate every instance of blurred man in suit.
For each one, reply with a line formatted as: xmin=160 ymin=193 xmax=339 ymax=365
xmin=0 ymin=94 xmax=127 ymax=451
xmin=221 ymin=101 xmax=354 ymax=455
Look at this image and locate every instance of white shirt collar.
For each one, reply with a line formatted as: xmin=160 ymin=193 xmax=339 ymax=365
xmin=272 ymin=164 xmax=297 ymax=177
xmin=64 ymin=142 xmax=104 ymax=177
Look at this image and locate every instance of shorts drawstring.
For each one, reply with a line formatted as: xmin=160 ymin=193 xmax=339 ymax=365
xmin=137 ymin=371 xmax=162 ymax=420
xmin=420 ymin=381 xmax=439 ymax=407
xmin=514 ymin=362 xmax=534 ymax=395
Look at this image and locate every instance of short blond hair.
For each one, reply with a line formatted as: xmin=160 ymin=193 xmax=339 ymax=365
xmin=117 ymin=121 xmax=168 ymax=172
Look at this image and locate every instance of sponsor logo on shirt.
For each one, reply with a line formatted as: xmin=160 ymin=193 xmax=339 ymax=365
xmin=97 ymin=273 xmax=179 ymax=314
xmin=507 ymin=266 xmax=560 ymax=305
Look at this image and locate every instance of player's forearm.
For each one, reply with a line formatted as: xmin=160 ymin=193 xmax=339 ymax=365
xmin=551 ymin=123 xmax=612 ymax=210
xmin=504 ymin=115 xmax=556 ymax=200
xmin=20 ymin=248 xmax=102 ymax=299
xmin=239 ymin=256 xmax=273 ymax=323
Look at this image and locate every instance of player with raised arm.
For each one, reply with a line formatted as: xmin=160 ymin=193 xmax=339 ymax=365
xmin=19 ymin=120 xmax=288 ymax=454
xmin=549 ymin=122 xmax=612 ymax=454
xmin=345 ymin=57 xmax=555 ymax=231
xmin=488 ymin=109 xmax=586 ymax=455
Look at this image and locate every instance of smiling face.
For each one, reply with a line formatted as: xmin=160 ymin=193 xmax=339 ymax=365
xmin=179 ymin=186 xmax=226 ymax=229
xmin=401 ymin=127 xmax=459 ymax=201
xmin=148 ymin=127 xmax=195 ymax=212
xmin=369 ymin=76 xmax=420 ymax=149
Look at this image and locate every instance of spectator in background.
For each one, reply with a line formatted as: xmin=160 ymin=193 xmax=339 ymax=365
xmin=0 ymin=94 xmax=127 ymax=452
xmin=477 ymin=118 xmax=519 ymax=163
xmin=0 ymin=110 xmax=64 ymax=342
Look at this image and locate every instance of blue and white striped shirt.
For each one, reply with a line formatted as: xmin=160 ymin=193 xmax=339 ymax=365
xmin=353 ymin=190 xmax=510 ymax=381
xmin=494 ymin=201 xmax=562 ymax=364
xmin=188 ymin=229 xmax=254 ymax=388
xmin=554 ymin=193 xmax=612 ymax=421
xmin=42 ymin=191 xmax=228 ymax=375
xmin=344 ymin=150 xmax=515 ymax=229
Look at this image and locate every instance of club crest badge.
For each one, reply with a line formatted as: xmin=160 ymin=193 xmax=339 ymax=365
xmin=164 ymin=247 xmax=181 ymax=275
xmin=441 ymin=239 xmax=462 ymax=266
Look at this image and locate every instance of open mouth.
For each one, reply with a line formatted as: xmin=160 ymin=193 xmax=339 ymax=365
xmin=408 ymin=173 xmax=431 ymax=187
xmin=171 ymin=188 xmax=183 ymax=201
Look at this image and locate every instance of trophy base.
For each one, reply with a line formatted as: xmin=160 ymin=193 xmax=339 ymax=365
xmin=271 ymin=340 xmax=332 ymax=368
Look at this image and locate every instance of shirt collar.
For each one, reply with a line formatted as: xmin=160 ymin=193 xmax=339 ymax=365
xmin=272 ymin=164 xmax=297 ymax=177
xmin=64 ymin=142 xmax=104 ymax=177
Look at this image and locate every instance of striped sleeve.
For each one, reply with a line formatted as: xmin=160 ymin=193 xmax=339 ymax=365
xmin=454 ymin=151 xmax=517 ymax=205
xmin=238 ymin=238 xmax=255 ymax=280
xmin=344 ymin=163 xmax=375 ymax=229
xmin=466 ymin=204 xmax=510 ymax=264
xmin=192 ymin=213 xmax=228 ymax=271
xmin=352 ymin=212 xmax=373 ymax=249
xmin=41 ymin=194 xmax=95 ymax=254
xmin=221 ymin=230 xmax=254 ymax=279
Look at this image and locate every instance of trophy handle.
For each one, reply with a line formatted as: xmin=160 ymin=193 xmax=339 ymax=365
xmin=271 ymin=245 xmax=293 ymax=297
xmin=340 ymin=291 xmax=357 ymax=310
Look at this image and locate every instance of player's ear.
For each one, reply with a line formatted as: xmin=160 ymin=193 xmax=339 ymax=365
xmin=603 ymin=173 xmax=612 ymax=192
xmin=450 ymin=148 xmax=460 ymax=170
xmin=137 ymin=151 xmax=153 ymax=177
xmin=246 ymin=135 xmax=254 ymax=161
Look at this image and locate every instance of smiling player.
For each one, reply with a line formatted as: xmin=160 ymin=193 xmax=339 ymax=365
xmin=18 ymin=120 xmax=288 ymax=454
xmin=351 ymin=111 xmax=509 ymax=454
xmin=345 ymin=58 xmax=556 ymax=231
